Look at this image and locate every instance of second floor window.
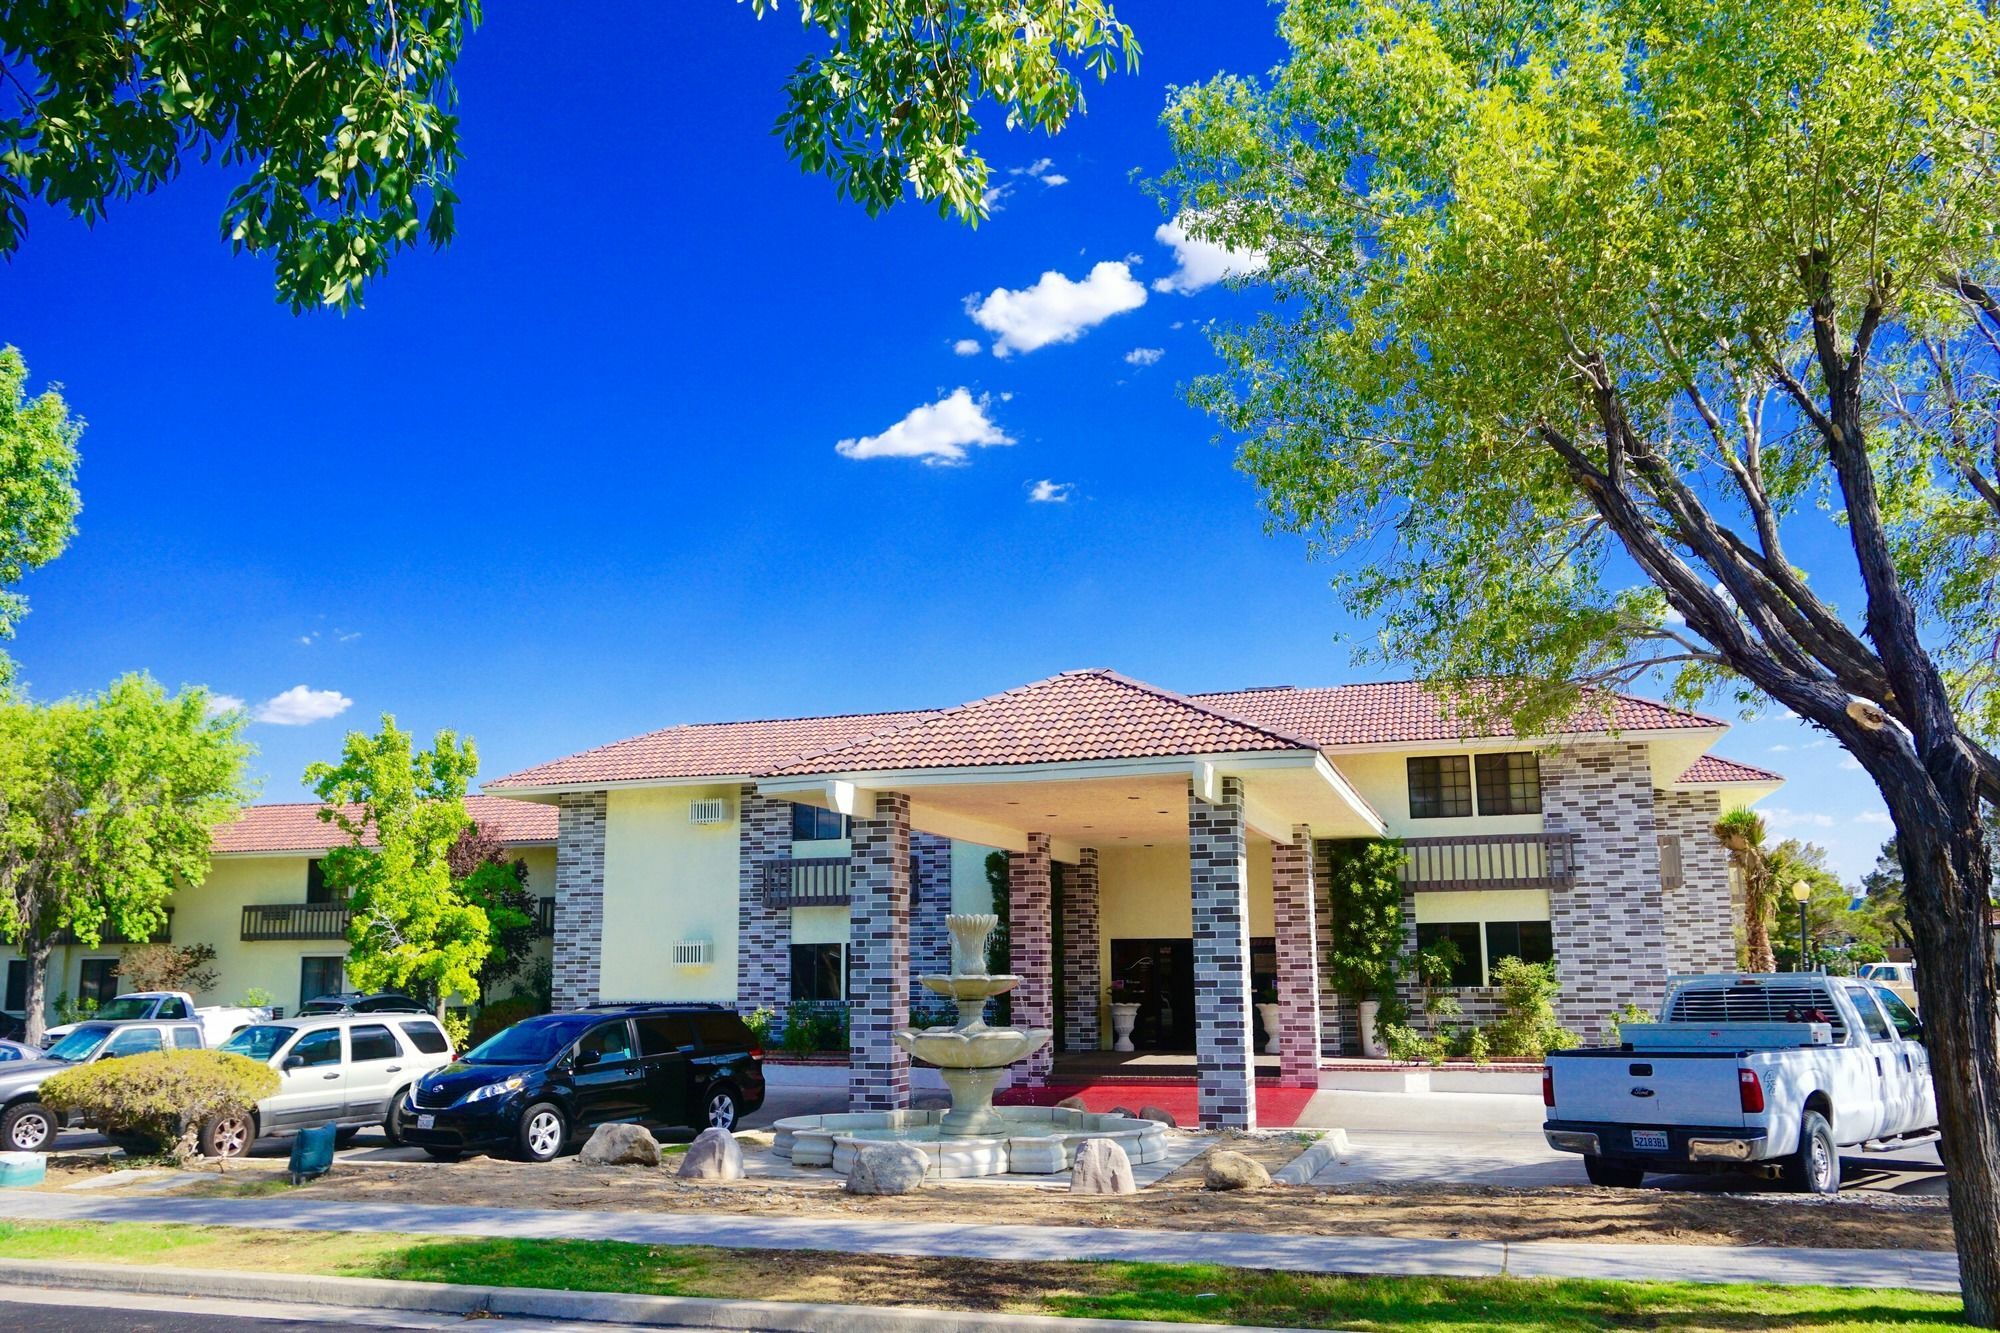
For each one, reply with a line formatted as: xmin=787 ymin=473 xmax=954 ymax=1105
xmin=790 ymin=805 xmax=849 ymax=841
xmin=1407 ymin=756 xmax=1473 ymax=818
xmin=306 ymin=858 xmax=336 ymax=904
xmin=1474 ymin=752 xmax=1543 ymax=815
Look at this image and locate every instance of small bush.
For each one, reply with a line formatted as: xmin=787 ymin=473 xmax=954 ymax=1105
xmin=780 ymin=1000 xmax=849 ymax=1055
xmin=1603 ymin=1002 xmax=1653 ymax=1045
xmin=41 ymin=1050 xmax=278 ymax=1147
xmin=1483 ymin=957 xmax=1581 ymax=1058
xmin=743 ymin=1006 xmax=776 ymax=1047
xmin=471 ymin=995 xmax=545 ymax=1046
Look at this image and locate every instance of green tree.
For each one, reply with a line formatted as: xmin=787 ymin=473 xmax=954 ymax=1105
xmin=1 ymin=1 xmax=1134 ymax=311
xmin=446 ymin=820 xmax=536 ymax=1000
xmin=1324 ymin=838 xmax=1406 ymax=1039
xmin=1767 ymin=839 xmax=1877 ymax=967
xmin=0 ymin=346 xmax=81 ymax=679
xmin=0 ymin=675 xmax=250 ymax=1042
xmin=1159 ymin=0 xmax=2000 ymax=1313
xmin=1860 ymin=838 xmax=1916 ymax=953
xmin=306 ymin=717 xmax=486 ymax=1014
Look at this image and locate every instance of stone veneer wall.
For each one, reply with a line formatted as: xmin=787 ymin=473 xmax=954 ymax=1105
xmin=1010 ymin=832 xmax=1055 ymax=1083
xmin=736 ymin=786 xmax=794 ymax=1019
xmin=1313 ymin=839 xmax=1354 ymax=1056
xmin=1543 ymin=741 xmax=1669 ymax=1033
xmin=1061 ymin=848 xmax=1102 ymax=1051
xmin=848 ymin=791 xmax=912 ymax=1111
xmin=1190 ymin=777 xmax=1255 ymax=1128
xmin=1653 ymin=789 xmax=1737 ymax=977
xmin=909 ymin=831 xmax=955 ymax=1016
xmin=1272 ymin=825 xmax=1322 ymax=1086
xmin=551 ymin=791 xmax=607 ymax=1011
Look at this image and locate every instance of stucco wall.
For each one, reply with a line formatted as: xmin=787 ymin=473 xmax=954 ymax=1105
xmin=599 ymin=785 xmax=739 ymax=1002
xmin=1331 ymin=749 xmax=1547 ymax=839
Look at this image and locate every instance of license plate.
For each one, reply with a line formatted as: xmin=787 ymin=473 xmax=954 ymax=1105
xmin=416 ymin=1114 xmax=435 ymax=1131
xmin=1630 ymin=1129 xmax=1669 ymax=1152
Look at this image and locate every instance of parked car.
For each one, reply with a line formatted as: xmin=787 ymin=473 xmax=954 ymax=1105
xmin=296 ymin=991 xmax=427 ymax=1017
xmin=1856 ymin=961 xmax=1919 ymax=1012
xmin=400 ymin=1004 xmax=765 ymax=1163
xmin=0 ymin=1039 xmax=41 ymax=1063
xmin=0 ymin=1019 xmax=207 ymax=1151
xmin=43 ymin=991 xmax=271 ymax=1048
xmin=207 ymin=1013 xmax=456 ymax=1157
xmin=1543 ymin=973 xmax=1936 ymax=1194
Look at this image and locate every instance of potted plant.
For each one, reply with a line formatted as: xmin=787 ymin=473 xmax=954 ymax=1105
xmin=1255 ymin=985 xmax=1282 ymax=1055
xmin=1325 ymin=837 xmax=1406 ymax=1058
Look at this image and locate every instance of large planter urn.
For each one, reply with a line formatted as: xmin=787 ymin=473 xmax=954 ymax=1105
xmin=1256 ymin=1002 xmax=1283 ymax=1055
xmin=1110 ymin=1003 xmax=1141 ymax=1053
xmin=1358 ymin=999 xmax=1387 ymax=1058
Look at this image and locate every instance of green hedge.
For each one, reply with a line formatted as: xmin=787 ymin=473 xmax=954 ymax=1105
xmin=40 ymin=1050 xmax=278 ymax=1146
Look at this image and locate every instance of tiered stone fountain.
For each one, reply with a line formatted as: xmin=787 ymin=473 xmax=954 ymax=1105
xmin=772 ymin=913 xmax=1168 ymax=1179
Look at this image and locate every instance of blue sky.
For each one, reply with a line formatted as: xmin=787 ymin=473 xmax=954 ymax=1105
xmin=0 ymin=4 xmax=1891 ymax=880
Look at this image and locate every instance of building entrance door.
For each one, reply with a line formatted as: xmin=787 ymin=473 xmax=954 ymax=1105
xmin=1110 ymin=939 xmax=1196 ymax=1050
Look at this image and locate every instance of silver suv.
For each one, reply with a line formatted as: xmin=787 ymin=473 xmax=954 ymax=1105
xmin=210 ymin=1014 xmax=455 ymax=1157
xmin=0 ymin=1020 xmax=206 ymax=1151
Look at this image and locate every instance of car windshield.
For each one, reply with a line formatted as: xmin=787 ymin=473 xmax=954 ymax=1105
xmin=462 ymin=1018 xmax=588 ymax=1065
xmin=44 ymin=1024 xmax=113 ymax=1062
xmin=91 ymin=997 xmax=158 ymax=1020
xmin=219 ymin=1025 xmax=296 ymax=1062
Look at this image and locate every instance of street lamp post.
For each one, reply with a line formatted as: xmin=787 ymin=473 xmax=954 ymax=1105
xmin=1791 ymin=880 xmax=1813 ymax=972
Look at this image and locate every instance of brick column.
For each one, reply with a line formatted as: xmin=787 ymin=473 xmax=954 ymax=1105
xmin=849 ymin=791 xmax=912 ymax=1111
xmin=1190 ymin=777 xmax=1255 ymax=1129
xmin=1272 ymin=824 xmax=1322 ymax=1087
xmin=1061 ymin=847 xmax=1102 ymax=1051
xmin=1009 ymin=832 xmax=1054 ymax=1083
xmin=736 ymin=786 xmax=794 ymax=1020
xmin=1544 ymin=742 xmax=1669 ymax=1034
xmin=1654 ymin=789 xmax=1735 ymax=975
xmin=552 ymin=791 xmax=607 ymax=1011
xmin=1313 ymin=839 xmax=1351 ymax=1056
xmin=909 ymin=831 xmax=954 ymax=1018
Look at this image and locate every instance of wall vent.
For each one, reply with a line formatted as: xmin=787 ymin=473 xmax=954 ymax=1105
xmin=672 ymin=939 xmax=715 ymax=968
xmin=688 ymin=798 xmax=730 ymax=826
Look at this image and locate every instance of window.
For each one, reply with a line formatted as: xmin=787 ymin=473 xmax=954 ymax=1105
xmin=790 ymin=805 xmax=849 ymax=841
xmin=289 ymin=1028 xmax=342 ymax=1068
xmin=790 ymin=943 xmax=845 ymax=1001
xmin=1474 ymin=752 xmax=1542 ymax=815
xmin=4 ymin=959 xmax=23 ymax=1013
xmin=1407 ymin=756 xmax=1473 ymax=819
xmin=1483 ymin=920 xmax=1554 ymax=970
xmin=299 ymin=957 xmax=345 ymax=1009
xmin=349 ymin=1024 xmax=399 ymax=1062
xmin=1845 ymin=985 xmax=1894 ymax=1042
xmin=157 ymin=996 xmax=190 ymax=1019
xmin=103 ymin=1026 xmax=163 ymax=1058
xmin=1872 ymin=987 xmax=1923 ymax=1040
xmin=305 ymin=857 xmax=338 ymax=904
xmin=578 ymin=1021 xmax=635 ymax=1064
xmin=694 ymin=1011 xmax=754 ymax=1049
xmin=172 ymin=1026 xmax=203 ymax=1050
xmin=398 ymin=1020 xmax=450 ymax=1055
xmin=636 ymin=1014 xmax=695 ymax=1056
xmin=78 ymin=958 xmax=118 ymax=1007
xmin=1414 ymin=922 xmax=1484 ymax=987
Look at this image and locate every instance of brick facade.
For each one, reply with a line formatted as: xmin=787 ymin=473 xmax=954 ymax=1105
xmin=909 ymin=831 xmax=955 ymax=1017
xmin=1543 ymin=741 xmax=1669 ymax=1033
xmin=1009 ymin=832 xmax=1055 ymax=1082
xmin=1190 ymin=777 xmax=1255 ymax=1128
xmin=848 ymin=791 xmax=912 ymax=1111
xmin=551 ymin=791 xmax=607 ymax=1011
xmin=1061 ymin=847 xmax=1102 ymax=1051
xmin=1313 ymin=839 xmax=1353 ymax=1056
xmin=1272 ymin=825 xmax=1322 ymax=1086
xmin=735 ymin=786 xmax=794 ymax=1020
xmin=1654 ymin=789 xmax=1736 ymax=976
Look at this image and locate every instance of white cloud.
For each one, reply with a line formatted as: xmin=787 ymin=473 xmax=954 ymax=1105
xmin=205 ymin=694 xmax=247 ymax=718
xmin=1761 ymin=806 xmax=1837 ymax=830
xmin=834 ymin=388 xmax=1014 ymax=466
xmin=1040 ymin=172 xmax=1069 ymax=187
xmin=1839 ymin=756 xmax=1862 ymax=771
xmin=1028 ymin=480 xmax=1073 ymax=504
xmin=981 ymin=181 xmax=1015 ymax=213
xmin=967 ymin=261 xmax=1147 ymax=357
xmin=1856 ymin=810 xmax=1892 ymax=825
xmin=1011 ymin=158 xmax=1066 ymax=187
xmin=1124 ymin=347 xmax=1165 ymax=367
xmin=1768 ymin=744 xmax=1793 ymax=753
xmin=1663 ymin=606 xmax=1687 ymax=627
xmin=952 ymin=338 xmax=983 ymax=357
xmin=253 ymin=685 xmax=353 ymax=726
xmin=1152 ymin=216 xmax=1268 ymax=295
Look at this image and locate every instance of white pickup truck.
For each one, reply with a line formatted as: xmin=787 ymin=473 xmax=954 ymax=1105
xmin=43 ymin=991 xmax=271 ymax=1049
xmin=1543 ymin=973 xmax=1936 ymax=1194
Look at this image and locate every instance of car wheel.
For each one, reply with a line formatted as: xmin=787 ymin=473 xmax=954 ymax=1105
xmin=1788 ymin=1110 xmax=1841 ymax=1195
xmin=704 ymin=1085 xmax=741 ymax=1132
xmin=422 ymin=1146 xmax=463 ymax=1162
xmin=516 ymin=1103 xmax=567 ymax=1162
xmin=1 ymin=1101 xmax=55 ymax=1152
xmin=333 ymin=1126 xmax=361 ymax=1148
xmin=1583 ymin=1155 xmax=1645 ymax=1188
xmin=382 ymin=1090 xmax=411 ymax=1146
xmin=199 ymin=1111 xmax=255 ymax=1160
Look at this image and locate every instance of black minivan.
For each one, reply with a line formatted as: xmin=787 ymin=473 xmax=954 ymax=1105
xmin=399 ymin=1004 xmax=765 ymax=1162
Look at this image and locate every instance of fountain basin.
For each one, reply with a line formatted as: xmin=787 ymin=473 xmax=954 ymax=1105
xmin=770 ymin=1106 xmax=1171 ymax=1179
xmin=894 ymin=1025 xmax=1050 ymax=1069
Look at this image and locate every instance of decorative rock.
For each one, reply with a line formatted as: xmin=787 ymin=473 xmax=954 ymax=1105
xmin=1203 ymin=1149 xmax=1272 ymax=1191
xmin=846 ymin=1142 xmax=930 ymax=1195
xmin=677 ymin=1127 xmax=743 ymax=1181
xmin=1069 ymin=1138 xmax=1136 ymax=1195
xmin=1138 ymin=1104 xmax=1179 ymax=1128
xmin=1108 ymin=1106 xmax=1139 ymax=1120
xmin=579 ymin=1123 xmax=661 ymax=1167
xmin=1055 ymin=1096 xmax=1089 ymax=1111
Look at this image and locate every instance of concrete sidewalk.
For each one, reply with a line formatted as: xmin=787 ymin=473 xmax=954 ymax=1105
xmin=0 ymin=1188 xmax=1959 ymax=1294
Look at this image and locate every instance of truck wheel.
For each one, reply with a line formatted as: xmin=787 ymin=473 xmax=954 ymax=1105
xmin=1787 ymin=1110 xmax=1840 ymax=1195
xmin=1584 ymin=1155 xmax=1645 ymax=1188
xmin=1 ymin=1101 xmax=56 ymax=1152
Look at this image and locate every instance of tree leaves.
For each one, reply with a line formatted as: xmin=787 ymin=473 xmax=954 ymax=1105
xmin=0 ymin=346 xmax=81 ymax=676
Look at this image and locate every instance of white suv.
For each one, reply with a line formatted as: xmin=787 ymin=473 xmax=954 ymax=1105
xmin=210 ymin=1014 xmax=455 ymax=1157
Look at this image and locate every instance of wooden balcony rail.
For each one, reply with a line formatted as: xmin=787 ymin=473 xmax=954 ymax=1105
xmin=761 ymin=857 xmax=852 ymax=908
xmin=52 ymin=910 xmax=172 ymax=946
xmin=1399 ymin=831 xmax=1581 ymax=891
xmin=240 ymin=902 xmax=351 ymax=942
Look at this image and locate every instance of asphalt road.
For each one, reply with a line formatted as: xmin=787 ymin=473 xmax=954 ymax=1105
xmin=0 ymin=1288 xmax=665 ymax=1331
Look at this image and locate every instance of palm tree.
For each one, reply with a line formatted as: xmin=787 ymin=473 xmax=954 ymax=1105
xmin=1714 ymin=810 xmax=1776 ymax=973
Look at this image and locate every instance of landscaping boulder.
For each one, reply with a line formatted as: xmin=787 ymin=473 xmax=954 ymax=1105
xmin=1069 ymin=1138 xmax=1136 ymax=1195
xmin=1107 ymin=1106 xmax=1139 ymax=1120
xmin=579 ymin=1123 xmax=661 ymax=1167
xmin=1055 ymin=1096 xmax=1089 ymax=1112
xmin=677 ymin=1127 xmax=743 ymax=1182
xmin=846 ymin=1142 xmax=930 ymax=1195
xmin=1203 ymin=1149 xmax=1271 ymax=1191
xmin=1138 ymin=1104 xmax=1179 ymax=1128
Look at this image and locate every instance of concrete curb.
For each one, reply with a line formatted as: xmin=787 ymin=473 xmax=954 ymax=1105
xmin=0 ymin=1258 xmax=1276 ymax=1332
xmin=1272 ymin=1129 xmax=1349 ymax=1185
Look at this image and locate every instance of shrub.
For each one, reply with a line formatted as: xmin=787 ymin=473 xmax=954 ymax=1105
xmin=41 ymin=1050 xmax=278 ymax=1148
xmin=241 ymin=987 xmax=276 ymax=1009
xmin=470 ymin=995 xmax=545 ymax=1047
xmin=115 ymin=942 xmax=220 ymax=995
xmin=1603 ymin=1002 xmax=1653 ymax=1046
xmin=1483 ymin=957 xmax=1581 ymax=1058
xmin=744 ymin=1006 xmax=776 ymax=1047
xmin=441 ymin=1011 xmax=472 ymax=1053
xmin=1325 ymin=838 xmax=1406 ymax=1005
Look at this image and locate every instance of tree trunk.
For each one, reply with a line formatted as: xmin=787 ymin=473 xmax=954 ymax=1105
xmin=1743 ymin=875 xmax=1776 ymax=974
xmin=1887 ymin=776 xmax=2000 ymax=1326
xmin=21 ymin=937 xmax=52 ymax=1047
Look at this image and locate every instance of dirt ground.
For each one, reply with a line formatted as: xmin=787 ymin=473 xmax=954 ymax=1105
xmin=44 ymin=1133 xmax=1951 ymax=1255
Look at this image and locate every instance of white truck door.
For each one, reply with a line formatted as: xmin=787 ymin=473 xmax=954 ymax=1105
xmin=1867 ymin=984 xmax=1937 ymax=1134
xmin=1839 ymin=983 xmax=1905 ymax=1141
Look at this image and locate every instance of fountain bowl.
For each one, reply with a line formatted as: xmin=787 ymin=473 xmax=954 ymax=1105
xmin=771 ymin=1105 xmax=1172 ymax=1179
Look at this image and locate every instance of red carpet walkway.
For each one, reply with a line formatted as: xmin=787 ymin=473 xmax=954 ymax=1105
xmin=997 ymin=1080 xmax=1317 ymax=1128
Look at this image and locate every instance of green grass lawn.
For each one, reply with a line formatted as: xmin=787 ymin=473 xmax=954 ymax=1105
xmin=0 ymin=1219 xmax=1967 ymax=1330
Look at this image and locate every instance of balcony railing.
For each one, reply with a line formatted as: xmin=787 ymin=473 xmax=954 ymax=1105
xmin=761 ymin=857 xmax=852 ymax=908
xmin=241 ymin=902 xmax=351 ymax=942
xmin=52 ymin=910 xmax=172 ymax=946
xmin=1399 ymin=832 xmax=1581 ymax=891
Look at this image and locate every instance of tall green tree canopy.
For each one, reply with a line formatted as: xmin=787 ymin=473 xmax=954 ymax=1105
xmin=1158 ymin=0 xmax=2000 ymax=1316
xmin=307 ymin=716 xmax=487 ymax=1012
xmin=0 ymin=675 xmax=250 ymax=1042
xmin=0 ymin=346 xmax=81 ymax=675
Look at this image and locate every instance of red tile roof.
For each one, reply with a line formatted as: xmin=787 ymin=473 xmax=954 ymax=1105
xmin=1674 ymin=754 xmax=1784 ymax=786
xmin=767 ymin=670 xmax=1325 ymax=777
xmin=483 ymin=709 xmax=937 ymax=790
xmin=1190 ymin=682 xmax=1722 ymax=747
xmin=210 ymin=795 xmax=557 ymax=855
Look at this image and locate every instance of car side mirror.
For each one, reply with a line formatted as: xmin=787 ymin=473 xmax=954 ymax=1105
xmin=282 ymin=1054 xmax=304 ymax=1071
